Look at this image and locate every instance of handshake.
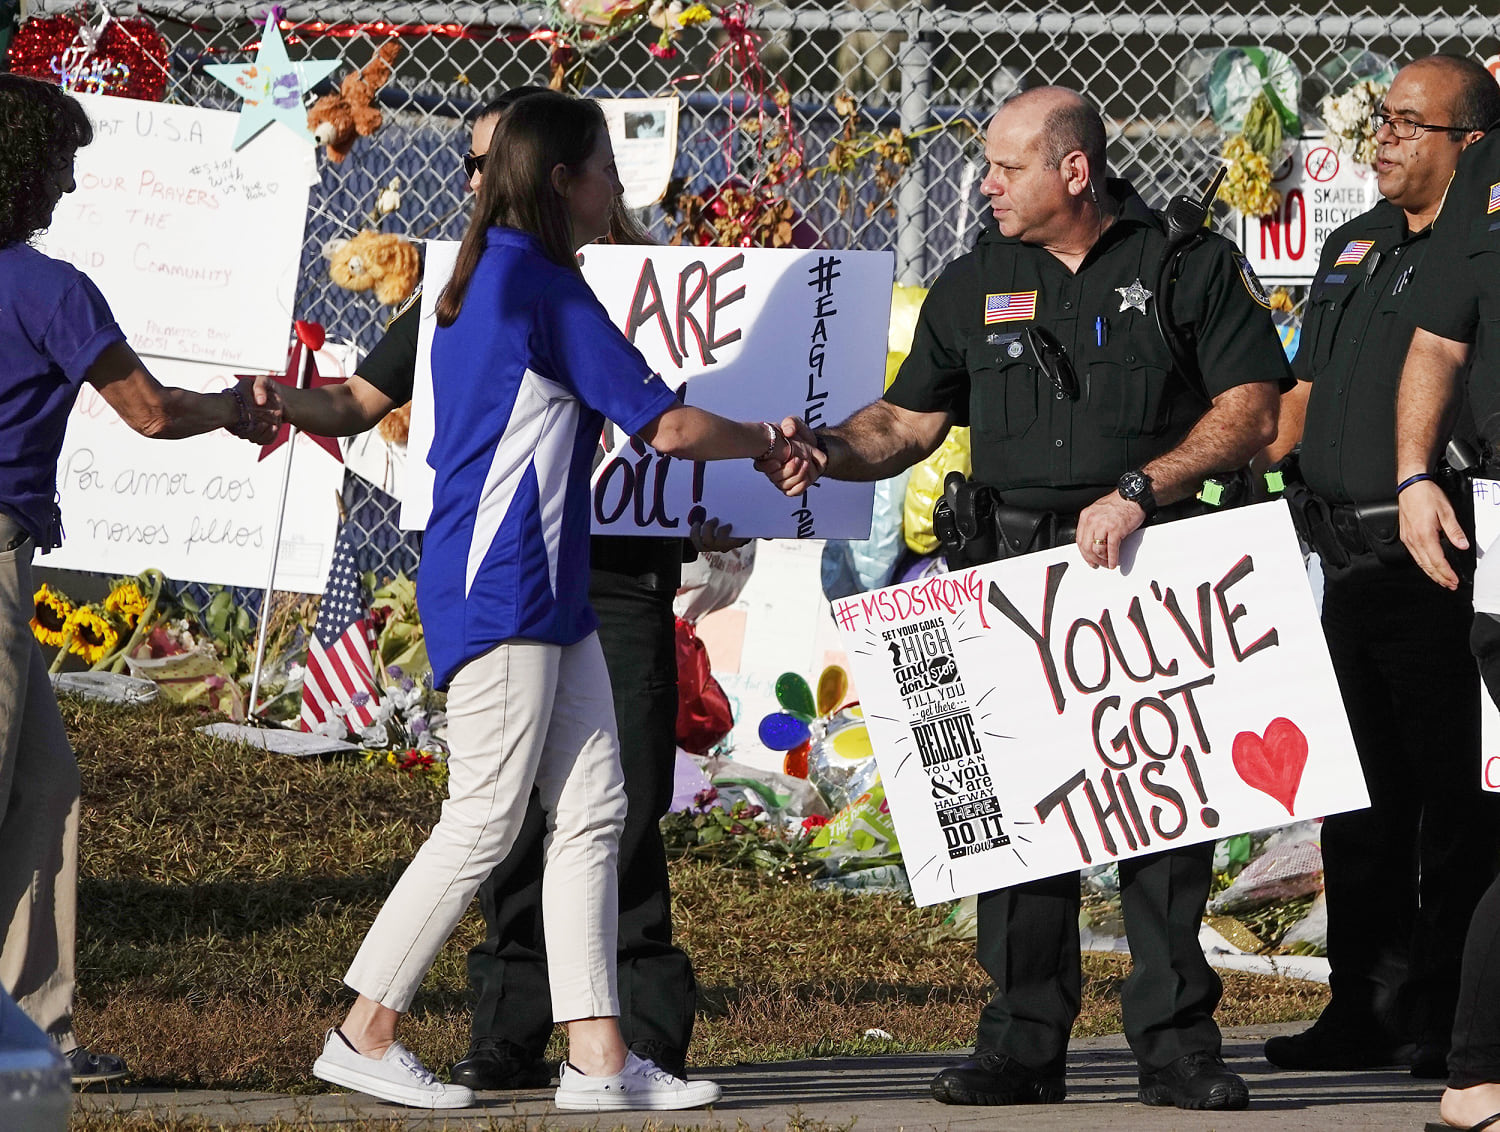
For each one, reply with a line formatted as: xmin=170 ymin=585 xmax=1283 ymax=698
xmin=222 ymin=375 xmax=286 ymax=445
xmin=755 ymin=416 xmax=828 ymax=497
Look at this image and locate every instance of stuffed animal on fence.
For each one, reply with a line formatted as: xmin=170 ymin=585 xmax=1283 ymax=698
xmin=378 ymin=403 xmax=411 ymax=446
xmin=307 ymin=41 xmax=401 ymax=163
xmin=328 ymin=230 xmax=420 ymax=306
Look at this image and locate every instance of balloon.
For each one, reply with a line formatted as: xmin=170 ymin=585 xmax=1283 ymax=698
xmin=775 ymin=672 xmax=816 ymax=722
xmin=816 ymin=665 xmax=849 ymax=716
xmin=830 ymin=725 xmax=874 ymax=763
xmin=783 ymin=739 xmax=811 ymax=779
xmin=758 ymin=712 xmax=811 ymax=752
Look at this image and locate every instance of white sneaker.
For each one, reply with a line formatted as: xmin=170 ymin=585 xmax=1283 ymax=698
xmin=554 ymin=1051 xmax=722 ymax=1111
xmin=313 ymin=1028 xmax=476 ymax=1109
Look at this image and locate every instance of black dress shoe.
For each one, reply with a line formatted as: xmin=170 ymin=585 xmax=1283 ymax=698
xmin=929 ymin=1050 xmax=1065 ymax=1106
xmin=1138 ymin=1050 xmax=1249 ymax=1111
xmin=448 ymin=1039 xmax=551 ymax=1090
xmin=1263 ymin=1023 xmax=1410 ymax=1070
xmin=64 ymin=1045 xmax=129 ymax=1085
xmin=629 ymin=1039 xmax=688 ymax=1079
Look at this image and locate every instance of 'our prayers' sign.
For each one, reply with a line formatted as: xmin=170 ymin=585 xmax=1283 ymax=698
xmin=834 ymin=502 xmax=1368 ymax=906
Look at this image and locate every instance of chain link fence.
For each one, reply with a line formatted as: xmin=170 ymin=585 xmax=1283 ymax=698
xmin=25 ymin=0 xmax=1500 ymax=608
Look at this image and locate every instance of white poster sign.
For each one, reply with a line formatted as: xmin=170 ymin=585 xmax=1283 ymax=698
xmin=402 ymin=242 xmax=889 ymax=539
xmin=599 ymin=97 xmax=678 ymax=209
xmin=34 ymin=92 xmax=316 ymax=372
xmin=833 ymin=503 xmax=1368 ymax=906
xmin=45 ymin=357 xmax=343 ymax=594
xmin=1236 ymin=134 xmax=1381 ymax=285
xmin=1471 ymin=478 xmax=1500 ymax=791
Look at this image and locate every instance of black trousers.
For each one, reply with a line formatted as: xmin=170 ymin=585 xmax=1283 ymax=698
xmin=1319 ymin=564 xmax=1498 ymax=1048
xmin=464 ymin=565 xmax=697 ymax=1057
xmin=975 ymin=841 xmax=1223 ymax=1074
xmin=1446 ymin=611 xmax=1500 ymax=1085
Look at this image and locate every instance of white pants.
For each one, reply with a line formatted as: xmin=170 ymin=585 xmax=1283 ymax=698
xmin=345 ymin=634 xmax=626 ymax=1020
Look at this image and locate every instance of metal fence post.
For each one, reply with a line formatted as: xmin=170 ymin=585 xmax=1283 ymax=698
xmin=895 ymin=5 xmax=932 ymax=286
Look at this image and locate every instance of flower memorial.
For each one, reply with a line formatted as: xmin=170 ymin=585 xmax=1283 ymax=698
xmin=1207 ymin=46 xmax=1302 ymax=218
xmin=31 ymin=569 xmax=447 ymax=776
xmin=1319 ymin=78 xmax=1388 ymax=164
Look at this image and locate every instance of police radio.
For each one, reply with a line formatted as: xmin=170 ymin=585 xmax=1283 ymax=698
xmin=1154 ymin=166 xmax=1228 ymax=392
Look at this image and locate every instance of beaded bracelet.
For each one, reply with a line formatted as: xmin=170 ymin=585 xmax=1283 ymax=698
xmin=756 ymin=422 xmax=781 ymax=461
xmin=224 ymin=384 xmax=255 ymax=438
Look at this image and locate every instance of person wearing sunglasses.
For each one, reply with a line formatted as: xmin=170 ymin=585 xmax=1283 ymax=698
xmin=262 ymin=90 xmax=760 ymax=1108
xmin=1392 ymin=51 xmax=1500 ymax=1132
xmin=1259 ymin=55 xmax=1500 ymax=1082
xmin=760 ymin=85 xmax=1291 ymax=1112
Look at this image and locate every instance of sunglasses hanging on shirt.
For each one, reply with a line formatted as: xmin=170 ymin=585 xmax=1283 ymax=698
xmin=1025 ymin=325 xmax=1080 ymax=401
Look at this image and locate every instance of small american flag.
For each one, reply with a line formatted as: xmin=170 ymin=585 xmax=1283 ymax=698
xmin=300 ymin=527 xmax=382 ymax=735
xmin=1333 ymin=240 xmax=1375 ymax=267
xmin=984 ymin=291 xmax=1038 ymax=324
xmin=1488 ymin=182 xmax=1500 ymax=214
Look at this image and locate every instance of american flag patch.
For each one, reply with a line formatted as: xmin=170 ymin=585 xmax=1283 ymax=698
xmin=1488 ymin=182 xmax=1500 ymax=214
xmin=984 ymin=291 xmax=1038 ymax=324
xmin=1333 ymin=240 xmax=1375 ymax=267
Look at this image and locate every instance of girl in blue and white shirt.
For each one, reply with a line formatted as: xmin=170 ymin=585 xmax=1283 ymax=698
xmin=314 ymin=91 xmax=801 ymax=1112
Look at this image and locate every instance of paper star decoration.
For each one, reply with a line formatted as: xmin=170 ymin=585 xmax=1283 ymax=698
xmin=204 ymin=14 xmax=338 ymax=149
xmin=253 ymin=322 xmax=345 ymax=463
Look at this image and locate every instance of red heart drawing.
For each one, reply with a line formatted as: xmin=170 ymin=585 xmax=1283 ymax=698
xmin=1231 ymin=718 xmax=1308 ymax=816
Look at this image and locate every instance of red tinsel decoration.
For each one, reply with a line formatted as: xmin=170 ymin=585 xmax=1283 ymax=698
xmin=8 ymin=13 xmax=170 ymax=102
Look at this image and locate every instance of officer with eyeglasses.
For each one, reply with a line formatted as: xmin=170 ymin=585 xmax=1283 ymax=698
xmin=1261 ymin=54 xmax=1500 ymax=1080
xmin=759 ymin=86 xmax=1289 ymax=1112
xmin=1393 ymin=50 xmax=1500 ymax=1130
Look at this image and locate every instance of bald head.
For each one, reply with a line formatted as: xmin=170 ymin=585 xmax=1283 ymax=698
xmin=998 ymin=87 xmax=1109 ymax=180
xmin=1400 ymin=54 xmax=1500 ymax=136
xmin=1375 ymin=56 xmax=1500 ymax=225
xmin=980 ymin=86 xmax=1111 ymax=254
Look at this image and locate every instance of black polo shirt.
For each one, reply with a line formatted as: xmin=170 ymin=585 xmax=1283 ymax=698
xmin=355 ymin=293 xmax=685 ymax=586
xmin=1296 ymin=201 xmax=1432 ymax=504
xmin=885 ymin=180 xmax=1292 ymax=514
xmin=1409 ymin=130 xmax=1500 ymax=443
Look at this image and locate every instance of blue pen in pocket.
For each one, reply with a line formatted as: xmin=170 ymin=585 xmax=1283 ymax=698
xmin=1095 ymin=316 xmax=1108 ymax=347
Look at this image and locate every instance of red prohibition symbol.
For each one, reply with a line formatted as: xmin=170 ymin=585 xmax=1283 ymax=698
xmin=1305 ymin=146 xmax=1339 ymax=182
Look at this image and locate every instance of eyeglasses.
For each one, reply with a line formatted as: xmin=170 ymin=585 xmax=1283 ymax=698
xmin=1025 ymin=325 xmax=1079 ymax=401
xmin=462 ymin=151 xmax=486 ymax=178
xmin=1369 ymin=112 xmax=1471 ymax=140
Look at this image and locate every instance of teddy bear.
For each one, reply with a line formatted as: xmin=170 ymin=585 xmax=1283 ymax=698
xmin=306 ymin=41 xmax=401 ymax=163
xmin=328 ymin=230 xmax=420 ymax=306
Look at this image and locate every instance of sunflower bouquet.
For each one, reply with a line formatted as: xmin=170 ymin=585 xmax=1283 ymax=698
xmin=34 ymin=570 xmax=166 ymax=672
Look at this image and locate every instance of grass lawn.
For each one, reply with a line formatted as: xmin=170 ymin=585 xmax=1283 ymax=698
xmin=64 ymin=694 xmax=1327 ymax=1095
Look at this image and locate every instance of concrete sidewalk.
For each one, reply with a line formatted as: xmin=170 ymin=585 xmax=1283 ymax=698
xmin=76 ymin=1023 xmax=1449 ymax=1130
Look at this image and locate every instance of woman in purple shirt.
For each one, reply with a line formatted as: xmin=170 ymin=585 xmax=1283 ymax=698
xmin=0 ymin=74 xmax=278 ymax=1083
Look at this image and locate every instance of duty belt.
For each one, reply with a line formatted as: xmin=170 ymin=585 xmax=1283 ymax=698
xmin=1273 ymin=452 xmax=1473 ymax=579
xmin=1280 ymin=482 xmax=1406 ymax=572
xmin=932 ymin=471 xmax=1246 ymax=570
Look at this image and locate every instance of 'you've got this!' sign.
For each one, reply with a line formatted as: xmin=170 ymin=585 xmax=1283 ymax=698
xmin=835 ymin=502 xmax=1367 ymax=905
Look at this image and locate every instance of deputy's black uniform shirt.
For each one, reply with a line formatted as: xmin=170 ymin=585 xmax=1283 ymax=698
xmin=1295 ymin=201 xmax=1434 ymax=504
xmin=1409 ymin=130 xmax=1500 ymax=442
xmin=886 ymin=180 xmax=1292 ymax=514
xmin=357 ymin=297 xmax=684 ymax=587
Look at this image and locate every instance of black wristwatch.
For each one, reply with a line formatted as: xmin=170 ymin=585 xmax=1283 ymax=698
xmin=1117 ymin=469 xmax=1158 ymax=517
